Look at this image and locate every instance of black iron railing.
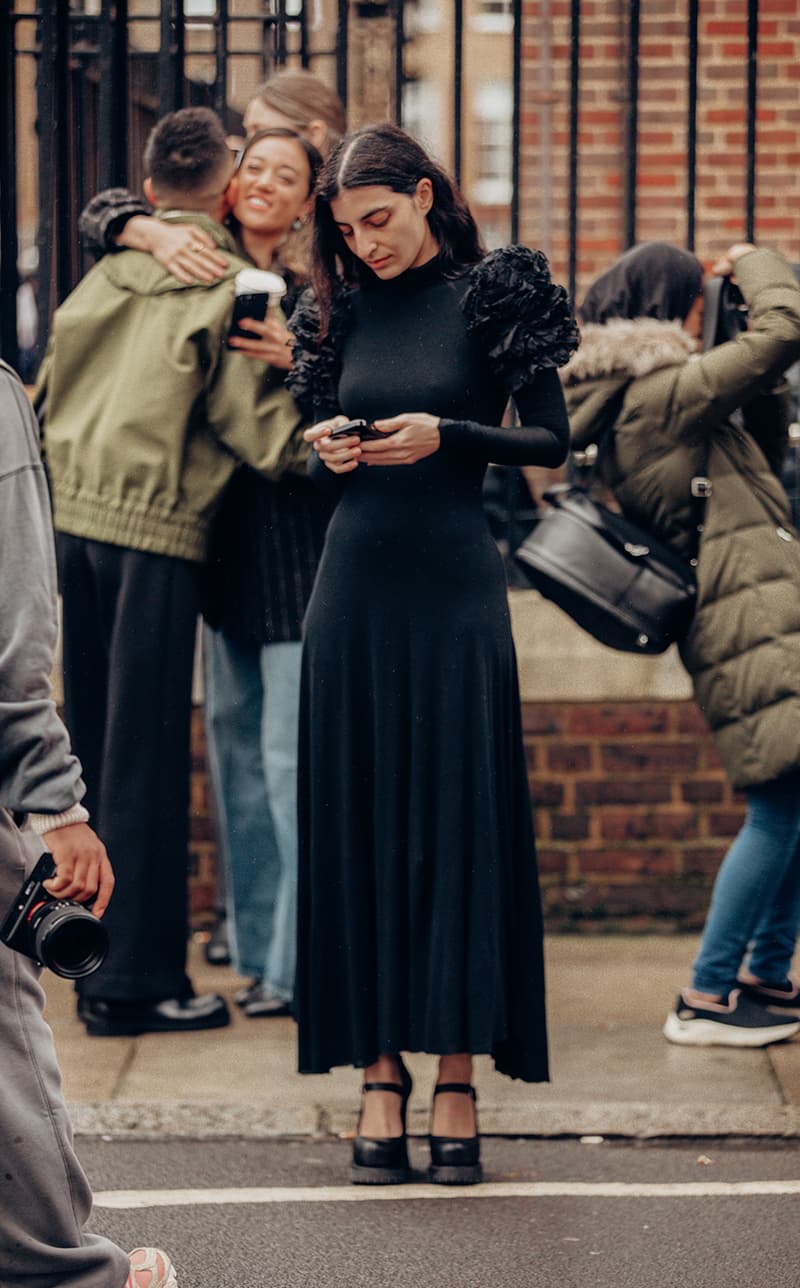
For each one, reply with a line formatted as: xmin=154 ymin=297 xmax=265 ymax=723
xmin=0 ymin=0 xmax=771 ymax=384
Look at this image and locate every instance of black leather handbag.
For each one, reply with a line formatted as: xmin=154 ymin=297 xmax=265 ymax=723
xmin=513 ymin=483 xmax=701 ymax=653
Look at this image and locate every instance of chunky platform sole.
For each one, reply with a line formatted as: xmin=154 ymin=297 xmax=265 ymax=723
xmin=428 ymin=1162 xmax=483 ymax=1186
xmin=663 ymin=1011 xmax=800 ymax=1048
xmin=350 ymin=1162 xmax=410 ymax=1185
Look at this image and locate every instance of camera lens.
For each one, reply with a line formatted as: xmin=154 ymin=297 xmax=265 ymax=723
xmin=31 ymin=902 xmax=109 ymax=979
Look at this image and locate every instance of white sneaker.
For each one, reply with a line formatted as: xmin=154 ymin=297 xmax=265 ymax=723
xmin=663 ymin=988 xmax=800 ymax=1047
xmin=125 ymin=1248 xmax=178 ymax=1288
xmin=659 ymin=984 xmax=798 ymax=1045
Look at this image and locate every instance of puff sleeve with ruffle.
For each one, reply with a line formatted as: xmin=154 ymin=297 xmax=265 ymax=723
xmin=461 ymin=245 xmax=579 ymax=394
xmin=286 ymin=288 xmax=352 ymax=422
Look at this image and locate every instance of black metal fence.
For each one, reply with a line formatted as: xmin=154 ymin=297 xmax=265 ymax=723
xmin=1 ymin=0 xmax=340 ymax=375
xmin=0 ymin=0 xmax=769 ymax=380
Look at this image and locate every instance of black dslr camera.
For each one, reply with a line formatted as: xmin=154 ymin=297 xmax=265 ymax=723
xmin=702 ymin=275 xmax=748 ymax=351
xmin=0 ymin=853 xmax=109 ymax=978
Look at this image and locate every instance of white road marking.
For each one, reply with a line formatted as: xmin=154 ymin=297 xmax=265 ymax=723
xmin=93 ymin=1179 xmax=800 ymax=1208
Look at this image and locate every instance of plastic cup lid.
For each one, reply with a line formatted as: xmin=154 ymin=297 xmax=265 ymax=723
xmin=234 ymin=268 xmax=287 ymax=297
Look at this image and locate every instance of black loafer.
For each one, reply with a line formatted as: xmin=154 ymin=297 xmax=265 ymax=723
xmin=78 ymin=993 xmax=231 ymax=1037
xmin=351 ymin=1057 xmax=413 ymax=1185
xmin=429 ymin=1083 xmax=482 ymax=1185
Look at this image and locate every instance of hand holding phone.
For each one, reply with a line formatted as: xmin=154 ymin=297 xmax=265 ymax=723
xmin=328 ymin=418 xmax=392 ymax=441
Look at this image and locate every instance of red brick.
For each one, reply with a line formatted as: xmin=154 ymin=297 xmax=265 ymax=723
xmin=546 ymin=743 xmax=593 ymax=773
xmin=683 ymin=846 xmax=728 ymax=877
xmin=681 ymin=779 xmax=726 ymax=804
xmin=601 ymin=742 xmax=699 ymax=774
xmin=579 ymin=848 xmax=676 ymax=876
xmin=550 ymin=813 xmax=591 ymax=841
xmin=675 ymin=705 xmax=710 ymax=735
xmin=189 ymin=815 xmax=215 ymax=843
xmin=707 ymin=809 xmax=746 ymax=837
xmin=575 ymin=779 xmax=672 ymax=806
xmin=706 ymin=21 xmax=748 ymax=36
xmin=521 ymin=705 xmax=565 ymax=735
xmin=529 ymin=780 xmax=565 ymax=807
xmin=536 ymin=848 xmax=569 ymax=876
xmin=600 ymin=813 xmax=653 ymax=842
xmin=569 ymin=704 xmax=671 ymax=736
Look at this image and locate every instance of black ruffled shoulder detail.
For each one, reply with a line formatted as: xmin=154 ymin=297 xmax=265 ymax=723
xmin=462 ymin=245 xmax=579 ymax=393
xmin=286 ymin=287 xmax=353 ymax=420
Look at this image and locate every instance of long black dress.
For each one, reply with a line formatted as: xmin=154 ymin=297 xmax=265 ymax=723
xmin=288 ymin=247 xmax=578 ymax=1080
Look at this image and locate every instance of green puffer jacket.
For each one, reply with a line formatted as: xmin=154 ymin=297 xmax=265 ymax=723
xmin=562 ymin=249 xmax=800 ymax=789
xmin=37 ymin=212 xmax=307 ymax=563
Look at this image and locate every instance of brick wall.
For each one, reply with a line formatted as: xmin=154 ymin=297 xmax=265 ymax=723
xmin=189 ymin=708 xmax=218 ymax=921
xmin=188 ymin=698 xmax=744 ymax=933
xmin=524 ymin=700 xmax=744 ymax=932
xmin=520 ymin=0 xmax=800 ymax=297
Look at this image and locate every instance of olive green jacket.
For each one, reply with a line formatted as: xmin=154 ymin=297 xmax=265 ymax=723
xmin=562 ymin=249 xmax=800 ymax=789
xmin=37 ymin=212 xmax=307 ymax=563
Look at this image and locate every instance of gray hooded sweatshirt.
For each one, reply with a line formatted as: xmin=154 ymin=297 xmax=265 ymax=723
xmin=0 ymin=361 xmax=85 ymax=816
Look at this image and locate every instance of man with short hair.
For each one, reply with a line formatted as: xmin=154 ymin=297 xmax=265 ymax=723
xmin=38 ymin=107 xmax=306 ymax=1036
xmin=0 ymin=359 xmax=176 ymax=1287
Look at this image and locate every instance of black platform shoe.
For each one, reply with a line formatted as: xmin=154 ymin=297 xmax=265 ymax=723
xmin=350 ymin=1058 xmax=413 ymax=1185
xmin=428 ymin=1083 xmax=482 ymax=1185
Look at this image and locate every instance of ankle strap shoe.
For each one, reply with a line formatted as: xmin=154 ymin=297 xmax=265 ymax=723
xmin=351 ymin=1058 xmax=413 ymax=1185
xmin=429 ymin=1082 xmax=482 ymax=1186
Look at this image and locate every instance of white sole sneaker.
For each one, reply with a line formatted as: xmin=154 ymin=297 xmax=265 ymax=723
xmin=126 ymin=1248 xmax=178 ymax=1288
xmin=663 ymin=1010 xmax=800 ymax=1048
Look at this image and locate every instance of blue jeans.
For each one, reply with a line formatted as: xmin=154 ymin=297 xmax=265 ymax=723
xmin=692 ymin=772 xmax=800 ymax=995
xmin=203 ymin=628 xmax=301 ymax=999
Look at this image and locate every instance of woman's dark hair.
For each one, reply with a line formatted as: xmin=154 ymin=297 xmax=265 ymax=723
xmin=234 ymin=127 xmax=323 ymax=198
xmin=580 ymin=241 xmax=704 ymax=325
xmin=311 ymin=123 xmax=486 ymax=336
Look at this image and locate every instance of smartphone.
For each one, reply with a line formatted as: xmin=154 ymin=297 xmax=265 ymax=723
xmin=227 ymin=290 xmax=270 ymax=344
xmin=328 ymin=418 xmax=387 ymax=441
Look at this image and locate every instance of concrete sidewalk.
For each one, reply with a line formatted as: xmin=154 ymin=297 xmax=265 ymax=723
xmin=45 ymin=935 xmax=800 ymax=1140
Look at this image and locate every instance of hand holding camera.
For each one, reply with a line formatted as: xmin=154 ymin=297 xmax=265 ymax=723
xmin=45 ymin=821 xmax=115 ymax=916
xmin=0 ymin=824 xmax=113 ymax=978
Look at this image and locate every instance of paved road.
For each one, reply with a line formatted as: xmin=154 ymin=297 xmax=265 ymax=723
xmin=79 ymin=1137 xmax=800 ymax=1288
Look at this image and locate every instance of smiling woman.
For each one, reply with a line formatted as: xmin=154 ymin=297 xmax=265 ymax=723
xmin=228 ymin=128 xmax=319 ymax=281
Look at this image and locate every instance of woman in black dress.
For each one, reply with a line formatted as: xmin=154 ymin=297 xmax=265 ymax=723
xmin=288 ymin=124 xmax=578 ymax=1185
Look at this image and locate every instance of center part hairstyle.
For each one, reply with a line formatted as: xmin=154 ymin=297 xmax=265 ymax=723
xmin=580 ymin=241 xmax=704 ymax=326
xmin=143 ymin=106 xmax=232 ymax=201
xmin=310 ymin=123 xmax=486 ymax=336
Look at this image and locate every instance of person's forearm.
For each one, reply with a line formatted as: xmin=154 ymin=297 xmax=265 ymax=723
xmin=438 ymin=368 xmax=571 ymax=468
xmin=78 ymin=187 xmax=152 ymax=257
xmin=116 ymin=214 xmax=161 ymax=253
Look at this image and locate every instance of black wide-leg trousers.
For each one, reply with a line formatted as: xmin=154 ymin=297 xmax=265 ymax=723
xmin=56 ymin=533 xmax=200 ymax=1002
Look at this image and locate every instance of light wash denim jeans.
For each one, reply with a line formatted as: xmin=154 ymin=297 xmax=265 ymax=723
xmin=692 ymin=772 xmax=800 ymax=995
xmin=203 ymin=628 xmax=301 ymax=1000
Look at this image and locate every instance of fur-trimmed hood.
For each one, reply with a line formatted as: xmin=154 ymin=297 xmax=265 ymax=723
xmin=561 ymin=317 xmax=697 ymax=385
xmin=562 ymin=318 xmax=699 ymax=449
